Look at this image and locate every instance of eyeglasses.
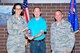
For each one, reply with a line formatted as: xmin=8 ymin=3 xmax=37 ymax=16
xmin=15 ymin=8 xmax=22 ymax=10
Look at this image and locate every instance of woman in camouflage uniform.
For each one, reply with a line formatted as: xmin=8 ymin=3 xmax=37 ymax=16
xmin=7 ymin=3 xmax=27 ymax=53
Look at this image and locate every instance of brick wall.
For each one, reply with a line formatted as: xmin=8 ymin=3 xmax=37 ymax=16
xmin=0 ymin=3 xmax=80 ymax=53
xmin=0 ymin=25 xmax=7 ymax=53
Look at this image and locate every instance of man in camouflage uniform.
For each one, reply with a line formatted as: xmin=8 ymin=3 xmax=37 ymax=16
xmin=50 ymin=10 xmax=75 ymax=53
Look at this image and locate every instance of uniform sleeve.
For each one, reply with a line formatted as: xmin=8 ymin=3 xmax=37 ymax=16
xmin=50 ymin=24 xmax=54 ymax=50
xmin=22 ymin=17 xmax=27 ymax=28
xmin=66 ymin=23 xmax=75 ymax=51
xmin=22 ymin=17 xmax=28 ymax=35
xmin=7 ymin=19 xmax=19 ymax=35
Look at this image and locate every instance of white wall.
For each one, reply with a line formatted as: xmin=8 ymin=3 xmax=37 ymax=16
xmin=1 ymin=0 xmax=23 ymax=3
xmin=28 ymin=0 xmax=80 ymax=3
xmin=1 ymin=0 xmax=80 ymax=3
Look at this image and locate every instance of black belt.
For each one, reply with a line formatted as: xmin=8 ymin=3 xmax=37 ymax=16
xmin=31 ymin=39 xmax=45 ymax=42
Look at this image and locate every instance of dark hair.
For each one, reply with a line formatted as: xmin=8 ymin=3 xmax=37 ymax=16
xmin=55 ymin=10 xmax=63 ymax=14
xmin=54 ymin=10 xmax=63 ymax=21
xmin=12 ymin=3 xmax=23 ymax=16
xmin=33 ymin=7 xmax=41 ymax=17
xmin=33 ymin=7 xmax=41 ymax=12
